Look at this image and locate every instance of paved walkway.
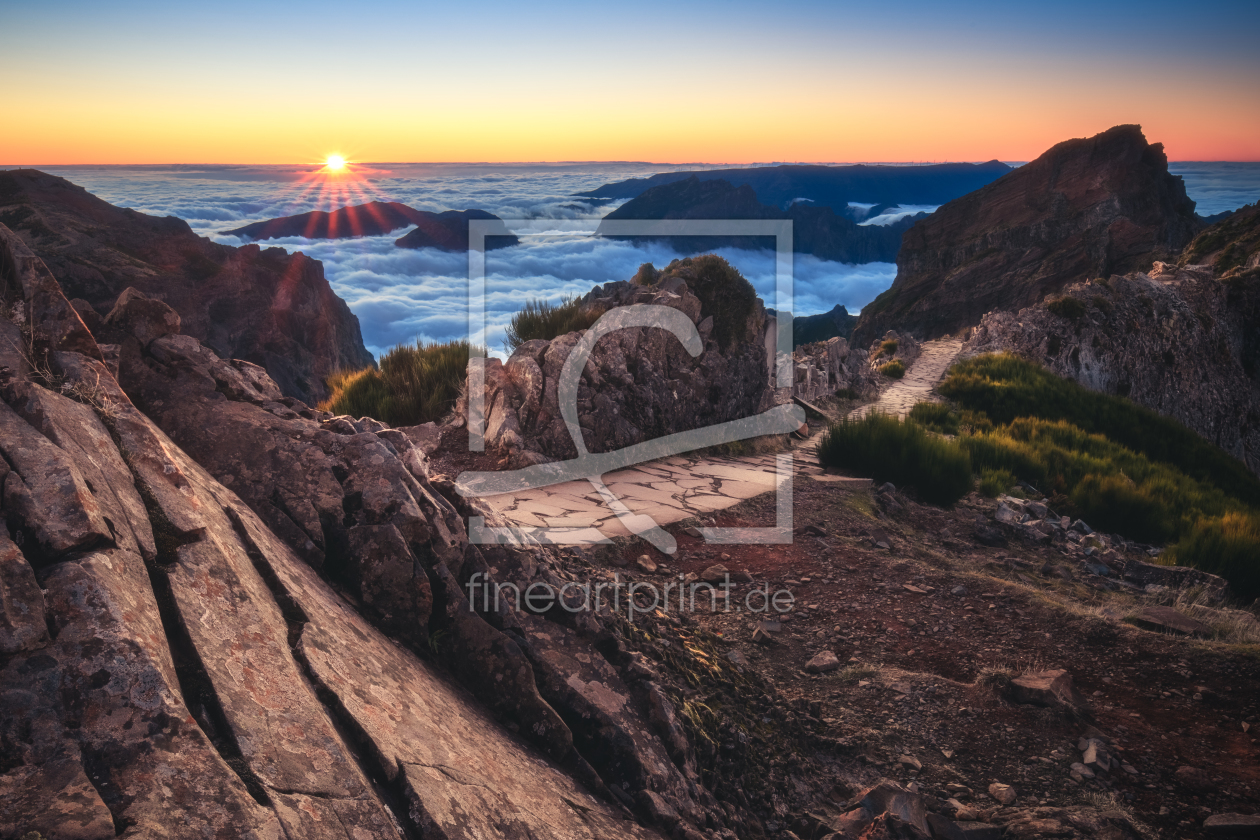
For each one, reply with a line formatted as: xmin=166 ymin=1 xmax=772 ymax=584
xmin=477 ymin=338 xmax=963 ymax=544
xmin=847 ymin=338 xmax=963 ymax=420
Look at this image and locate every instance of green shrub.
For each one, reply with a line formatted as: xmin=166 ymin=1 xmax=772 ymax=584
xmin=879 ymin=360 xmax=906 ymax=379
xmin=979 ymin=468 xmax=1017 ymax=498
xmin=1047 ymin=296 xmax=1088 ymax=321
xmin=657 ymin=255 xmax=758 ymax=350
xmin=817 ymin=413 xmax=972 ymax=506
xmin=879 ymin=339 xmax=899 ymax=357
xmin=907 ymin=401 xmax=957 ymax=435
xmin=503 ymin=295 xmax=604 ymax=354
xmin=631 ymin=262 xmax=659 ymax=285
xmin=960 ymin=414 xmax=1241 ymax=547
xmin=320 ymin=339 xmax=484 ymax=426
xmin=940 ymin=354 xmax=1260 ymax=505
xmin=1167 ymin=512 xmax=1260 ymax=600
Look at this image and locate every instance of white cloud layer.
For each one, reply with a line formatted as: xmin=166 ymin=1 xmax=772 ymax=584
xmin=22 ymin=162 xmax=1260 ymax=363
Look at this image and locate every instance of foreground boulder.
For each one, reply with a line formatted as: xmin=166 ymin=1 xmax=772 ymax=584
xmin=0 ymin=221 xmax=669 ymax=839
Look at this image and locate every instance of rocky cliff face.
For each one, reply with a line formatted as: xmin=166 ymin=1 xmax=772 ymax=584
xmin=854 ymin=125 xmax=1201 ymax=345
xmin=0 ymin=217 xmax=889 ymax=840
xmin=0 ymin=170 xmax=374 ymax=403
xmin=1 ymin=223 xmax=680 ymax=839
xmin=963 ymin=260 xmax=1260 ymax=476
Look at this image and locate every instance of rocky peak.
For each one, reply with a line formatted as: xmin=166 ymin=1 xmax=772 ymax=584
xmin=854 ymin=124 xmax=1201 ymax=344
xmin=0 ymin=169 xmax=374 ymax=403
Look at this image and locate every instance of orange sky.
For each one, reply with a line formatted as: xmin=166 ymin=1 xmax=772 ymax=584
xmin=3 ymin=1 xmax=1258 ymax=164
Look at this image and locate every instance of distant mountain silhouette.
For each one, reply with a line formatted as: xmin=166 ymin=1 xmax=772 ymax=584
xmin=793 ymin=304 xmax=859 ymax=347
xmin=597 ymin=176 xmax=924 ymax=263
xmin=225 ymin=201 xmax=518 ymax=251
xmin=578 ymin=161 xmax=1011 ymax=212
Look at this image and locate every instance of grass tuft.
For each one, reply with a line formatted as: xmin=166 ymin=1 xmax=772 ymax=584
xmin=503 ymin=295 xmax=604 ymax=354
xmin=320 ymin=339 xmax=484 ymax=426
xmin=878 ymin=359 xmax=906 ymax=379
xmin=817 ymin=412 xmax=972 ymax=506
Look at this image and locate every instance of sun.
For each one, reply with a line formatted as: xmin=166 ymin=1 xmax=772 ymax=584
xmin=324 ymin=154 xmax=346 ymax=172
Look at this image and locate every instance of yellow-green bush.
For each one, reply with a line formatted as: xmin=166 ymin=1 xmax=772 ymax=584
xmin=320 ymin=339 xmax=483 ymax=426
xmin=978 ymin=468 xmax=1017 ymax=498
xmin=817 ymin=413 xmax=972 ymax=506
xmin=878 ymin=360 xmax=906 ymax=379
xmin=504 ymin=295 xmax=604 ymax=354
xmin=1167 ymin=512 xmax=1260 ymax=600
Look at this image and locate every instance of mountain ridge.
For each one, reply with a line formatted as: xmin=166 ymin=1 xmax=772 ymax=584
xmin=853 ymin=125 xmax=1201 ymax=344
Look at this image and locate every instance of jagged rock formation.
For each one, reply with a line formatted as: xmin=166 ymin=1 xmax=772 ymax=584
xmin=577 ymin=160 xmax=1012 ymax=208
xmin=791 ymin=331 xmax=920 ymax=405
xmin=222 ymin=200 xmax=520 ymax=251
xmin=792 ymin=303 xmax=858 ymax=347
xmin=963 ymin=260 xmax=1260 ymax=476
xmin=464 ymin=256 xmax=776 ymax=463
xmin=854 ymin=125 xmax=1201 ymax=344
xmin=1179 ymin=201 xmax=1260 ymax=277
xmin=464 ymin=256 xmax=917 ymax=464
xmin=1 ymin=222 xmax=678 ymax=839
xmin=0 ymin=170 xmax=374 ymax=404
xmin=598 ymin=176 xmax=920 ymax=263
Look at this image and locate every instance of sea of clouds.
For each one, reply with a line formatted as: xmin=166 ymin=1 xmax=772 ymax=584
xmin=24 ymin=161 xmax=1260 ymax=361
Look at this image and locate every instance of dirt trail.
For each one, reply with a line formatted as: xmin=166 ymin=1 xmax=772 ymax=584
xmin=847 ymin=337 xmax=963 ymax=420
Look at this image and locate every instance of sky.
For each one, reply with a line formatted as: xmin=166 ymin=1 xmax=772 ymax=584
xmin=2 ymin=0 xmax=1258 ymax=164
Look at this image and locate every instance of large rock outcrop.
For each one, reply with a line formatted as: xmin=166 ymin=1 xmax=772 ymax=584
xmin=854 ymin=125 xmax=1201 ymax=344
xmin=0 ymin=169 xmax=374 ymax=403
xmin=467 ymin=256 xmax=920 ymax=464
xmin=963 ymin=260 xmax=1260 ymax=477
xmin=466 ymin=256 xmax=778 ymax=463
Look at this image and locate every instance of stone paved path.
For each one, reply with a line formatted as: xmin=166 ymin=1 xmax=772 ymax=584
xmin=847 ymin=338 xmax=963 ymax=420
xmin=476 ymin=338 xmax=963 ymax=545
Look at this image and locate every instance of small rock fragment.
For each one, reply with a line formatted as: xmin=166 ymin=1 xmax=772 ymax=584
xmin=987 ymin=783 xmax=1016 ymax=806
xmin=805 ymin=651 xmax=841 ymax=673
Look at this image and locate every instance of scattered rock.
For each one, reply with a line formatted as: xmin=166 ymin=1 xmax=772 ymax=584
xmin=1008 ymin=669 xmax=1089 ymax=712
xmin=805 ymin=651 xmax=841 ymax=673
xmin=1204 ymin=813 xmax=1260 ymax=837
xmin=898 ymin=754 xmax=923 ymax=771
xmin=636 ymin=555 xmax=658 ymax=574
xmin=699 ymin=563 xmax=730 ymax=583
xmin=1131 ymin=605 xmax=1212 ymax=637
xmin=987 ymin=783 xmax=1016 ymax=805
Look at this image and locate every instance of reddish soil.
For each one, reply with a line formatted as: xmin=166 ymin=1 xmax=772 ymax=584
xmin=605 ymin=476 xmax=1260 ymax=837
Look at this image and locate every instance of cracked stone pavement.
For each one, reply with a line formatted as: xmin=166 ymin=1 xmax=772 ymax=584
xmin=481 ymin=339 xmax=963 ymax=543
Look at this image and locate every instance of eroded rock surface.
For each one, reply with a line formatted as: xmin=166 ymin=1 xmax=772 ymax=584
xmin=0 ymin=221 xmax=673 ymax=839
xmin=0 ymin=170 xmax=374 ymax=402
xmin=855 ymin=124 xmax=1200 ymax=344
xmin=963 ymin=262 xmax=1260 ymax=477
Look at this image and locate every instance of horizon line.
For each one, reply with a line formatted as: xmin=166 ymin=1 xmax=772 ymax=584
xmin=5 ymin=159 xmax=1260 ymax=169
